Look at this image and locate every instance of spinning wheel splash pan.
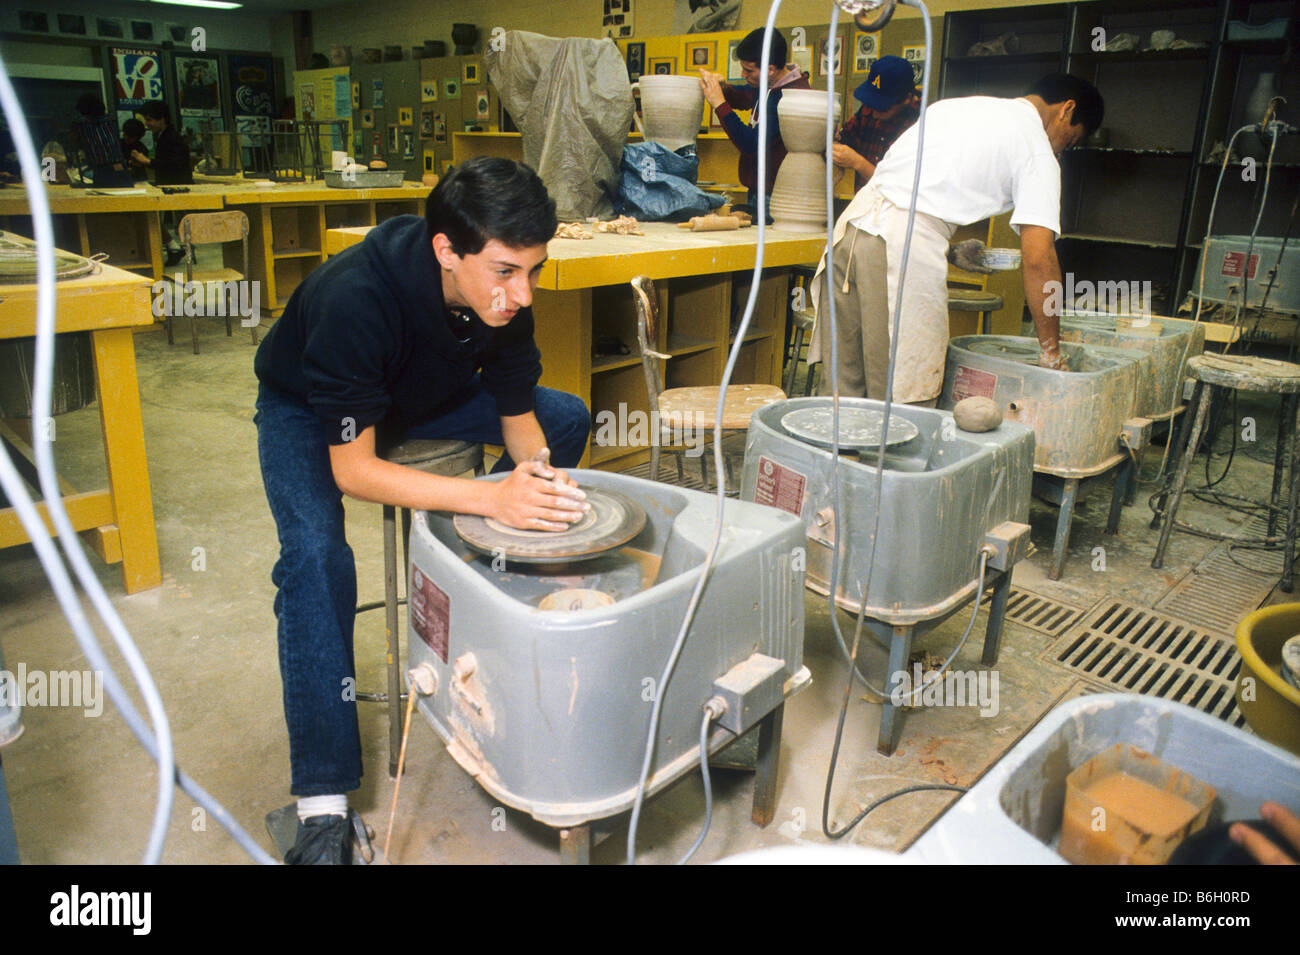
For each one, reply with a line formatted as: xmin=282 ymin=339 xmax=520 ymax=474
xmin=453 ymin=488 xmax=647 ymax=563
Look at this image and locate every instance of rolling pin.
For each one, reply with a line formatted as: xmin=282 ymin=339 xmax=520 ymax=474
xmin=677 ymin=214 xmax=746 ymax=232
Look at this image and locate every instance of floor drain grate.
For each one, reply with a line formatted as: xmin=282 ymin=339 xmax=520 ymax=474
xmin=1155 ymin=516 xmax=1286 ymax=635
xmin=982 ymin=588 xmax=1089 ymax=638
xmin=1042 ymin=601 xmax=1245 ymax=727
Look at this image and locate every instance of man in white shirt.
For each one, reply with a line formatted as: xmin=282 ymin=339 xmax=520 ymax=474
xmin=817 ymin=74 xmax=1104 ymax=404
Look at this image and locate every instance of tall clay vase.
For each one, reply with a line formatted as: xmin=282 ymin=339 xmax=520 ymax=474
xmin=770 ymin=89 xmax=839 ymax=233
xmin=632 ymin=76 xmax=705 ymax=152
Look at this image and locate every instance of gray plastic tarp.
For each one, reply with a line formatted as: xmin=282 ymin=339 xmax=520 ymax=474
xmin=486 ymin=31 xmax=634 ymax=222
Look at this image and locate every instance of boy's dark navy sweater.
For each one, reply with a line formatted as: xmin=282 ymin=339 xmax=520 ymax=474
xmin=254 ymin=215 xmax=542 ymax=445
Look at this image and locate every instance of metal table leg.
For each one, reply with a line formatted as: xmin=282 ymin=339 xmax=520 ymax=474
xmin=559 ymin=824 xmax=591 ymax=865
xmin=1106 ymin=456 xmax=1131 ymax=535
xmin=1284 ymin=395 xmax=1300 ymax=593
xmin=1269 ymin=394 xmax=1292 ymax=540
xmin=1049 ymin=478 xmax=1080 ymax=581
xmin=383 ymin=503 xmax=402 ymax=779
xmin=1153 ymin=382 xmax=1213 ymax=570
xmin=981 ymin=568 xmax=1012 ymax=666
xmin=878 ymin=624 xmax=914 ymax=756
xmin=751 ymin=703 xmax=784 ymax=827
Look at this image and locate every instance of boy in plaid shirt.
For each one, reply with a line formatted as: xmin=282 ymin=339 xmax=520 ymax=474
xmin=833 ymin=56 xmax=920 ymax=192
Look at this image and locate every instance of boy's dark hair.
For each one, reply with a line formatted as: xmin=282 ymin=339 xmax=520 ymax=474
xmin=75 ymin=94 xmax=106 ymax=117
xmin=122 ymin=118 xmax=145 ymax=139
xmin=736 ymin=28 xmax=788 ymax=69
xmin=1026 ymin=74 xmax=1104 ymax=135
xmin=425 ymin=156 xmax=556 ymax=256
xmin=139 ymin=101 xmax=171 ymax=124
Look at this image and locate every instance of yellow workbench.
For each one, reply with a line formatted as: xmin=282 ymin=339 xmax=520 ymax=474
xmin=0 ymin=178 xmax=433 ymax=318
xmin=327 ymin=221 xmax=826 ymax=469
xmin=0 ymin=248 xmax=161 ymax=594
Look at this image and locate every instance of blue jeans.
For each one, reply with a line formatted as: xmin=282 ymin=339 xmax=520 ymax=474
xmin=255 ymin=380 xmax=589 ymax=795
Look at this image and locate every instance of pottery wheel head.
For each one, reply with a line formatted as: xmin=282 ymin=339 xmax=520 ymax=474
xmin=454 ymin=488 xmax=647 ymax=563
xmin=780 ymin=405 xmax=920 ymax=451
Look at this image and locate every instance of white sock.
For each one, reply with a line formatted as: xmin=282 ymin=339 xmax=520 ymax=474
xmin=297 ymin=794 xmax=348 ymax=822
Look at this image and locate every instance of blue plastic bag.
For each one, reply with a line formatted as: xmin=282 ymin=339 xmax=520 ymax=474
xmin=614 ymin=141 xmax=726 ymax=222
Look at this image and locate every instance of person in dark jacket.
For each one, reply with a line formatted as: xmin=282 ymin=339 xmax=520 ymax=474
xmin=132 ymin=101 xmax=192 ymax=185
xmin=121 ymin=118 xmax=148 ymax=181
xmin=254 ymin=157 xmax=591 ymax=864
xmin=698 ymin=27 xmax=811 ymax=203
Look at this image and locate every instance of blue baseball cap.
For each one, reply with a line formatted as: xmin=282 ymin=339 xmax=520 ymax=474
xmin=854 ymin=55 xmax=915 ymax=111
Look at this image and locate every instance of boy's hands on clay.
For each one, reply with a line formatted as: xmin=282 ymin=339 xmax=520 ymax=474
xmin=492 ymin=450 xmax=588 ymax=531
xmin=1039 ymin=344 xmax=1069 ymax=372
xmin=1231 ymin=802 xmax=1300 ymax=865
xmin=698 ymin=70 xmax=726 ymax=109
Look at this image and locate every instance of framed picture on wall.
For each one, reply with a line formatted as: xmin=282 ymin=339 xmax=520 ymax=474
xmin=398 ymin=106 xmax=413 ymax=126
xmin=626 ymin=42 xmax=645 ymax=81
xmin=351 ymin=82 xmax=360 ymax=109
xmin=853 ymin=32 xmax=878 ymax=72
xmin=475 ymin=91 xmax=490 ymax=121
xmin=685 ymin=41 xmax=715 ymax=72
xmin=130 ymin=20 xmax=154 ymax=42
xmin=96 ymin=17 xmax=125 ymax=39
xmin=463 ymin=62 xmax=479 ymax=84
xmin=420 ymin=110 xmax=434 ymax=137
xmin=443 ymin=78 xmax=460 ymax=100
xmin=820 ymin=34 xmax=844 ymax=77
xmin=360 ymin=109 xmax=374 ymax=129
xmin=387 ymin=124 xmax=399 ymax=154
xmin=903 ymin=46 xmax=926 ymax=85
xmin=726 ymin=39 xmax=744 ymax=83
xmin=167 ymin=23 xmax=190 ymax=44
xmin=648 ymin=57 xmax=676 ymax=75
xmin=18 ymin=11 xmax=50 ymax=34
xmin=421 ymin=80 xmax=438 ymax=103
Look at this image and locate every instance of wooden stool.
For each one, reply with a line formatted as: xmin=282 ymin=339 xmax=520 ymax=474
xmin=948 ymin=288 xmax=1004 ymax=335
xmin=1151 ymin=353 xmax=1300 ymax=592
xmin=356 ymin=438 xmax=484 ymax=776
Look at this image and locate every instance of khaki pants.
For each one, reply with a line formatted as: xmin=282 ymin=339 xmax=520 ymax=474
xmin=815 ymin=192 xmax=953 ymax=404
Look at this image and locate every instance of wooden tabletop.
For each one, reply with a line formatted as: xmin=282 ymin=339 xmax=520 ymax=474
xmin=0 ymin=178 xmax=431 ymax=215
xmin=324 ymin=221 xmax=827 ymax=289
xmin=0 ymin=255 xmax=153 ymax=338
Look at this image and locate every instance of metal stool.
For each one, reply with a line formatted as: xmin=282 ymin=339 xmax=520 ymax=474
xmin=1151 ymin=353 xmax=1300 ymax=592
xmin=948 ymin=288 xmax=1003 ymax=335
xmin=356 ymin=438 xmax=484 ymax=776
xmin=783 ymin=306 xmax=818 ymax=397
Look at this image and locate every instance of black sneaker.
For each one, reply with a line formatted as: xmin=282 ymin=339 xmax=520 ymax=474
xmin=284 ymin=813 xmax=352 ymax=865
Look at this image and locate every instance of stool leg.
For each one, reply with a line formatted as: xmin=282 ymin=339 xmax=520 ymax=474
xmin=383 ymin=504 xmax=402 ymax=779
xmin=1153 ymin=382 xmax=1213 ymax=570
xmin=1151 ymin=382 xmax=1200 ymax=530
xmin=1269 ymin=394 xmax=1291 ymax=541
xmin=1284 ymin=395 xmax=1300 ymax=593
xmin=559 ymin=824 xmax=591 ymax=865
xmin=878 ymin=624 xmax=913 ymax=756
xmin=1049 ymin=479 xmax=1079 ymax=581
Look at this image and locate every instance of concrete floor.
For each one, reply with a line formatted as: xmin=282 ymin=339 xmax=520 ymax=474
xmin=0 ymin=319 xmax=1293 ymax=864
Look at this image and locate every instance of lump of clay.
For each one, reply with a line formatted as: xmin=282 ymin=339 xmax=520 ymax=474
xmin=368 ymin=159 xmax=388 ymax=170
xmin=953 ymin=396 xmax=1002 ymax=433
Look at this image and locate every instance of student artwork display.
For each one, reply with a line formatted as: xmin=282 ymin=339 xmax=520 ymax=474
xmin=475 ymin=91 xmax=490 ymax=122
xmin=399 ymin=107 xmax=413 ymax=126
xmin=420 ymin=110 xmax=434 ymax=137
xmin=903 ymin=45 xmax=926 ymax=85
xmin=686 ymin=41 xmax=716 ymax=72
xmin=401 ymin=129 xmax=415 ymax=160
xmin=372 ymin=79 xmax=385 ymax=109
xmin=443 ymin=78 xmax=460 ymax=100
xmin=433 ymin=113 xmax=447 ymax=144
xmin=175 ymin=55 xmax=222 ymax=140
xmin=421 ymin=80 xmax=439 ymax=103
xmin=649 ymin=57 xmax=676 ymax=75
xmin=360 ymin=109 xmax=374 ymax=129
xmin=626 ymin=42 xmax=645 ymax=81
xmin=820 ymin=34 xmax=844 ymax=76
xmin=229 ymin=54 xmax=274 ymax=163
xmin=351 ymin=82 xmax=360 ymax=109
xmin=726 ymin=39 xmax=744 ymax=82
xmin=387 ymin=124 xmax=399 ymax=154
xmin=603 ymin=0 xmax=635 ymax=40
xmin=854 ymin=32 xmax=878 ymax=72
xmin=463 ymin=62 xmax=480 ymax=84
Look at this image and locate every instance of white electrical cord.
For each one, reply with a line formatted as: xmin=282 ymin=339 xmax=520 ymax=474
xmin=626 ymin=0 xmax=789 ymax=866
xmin=0 ymin=55 xmax=277 ymax=865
